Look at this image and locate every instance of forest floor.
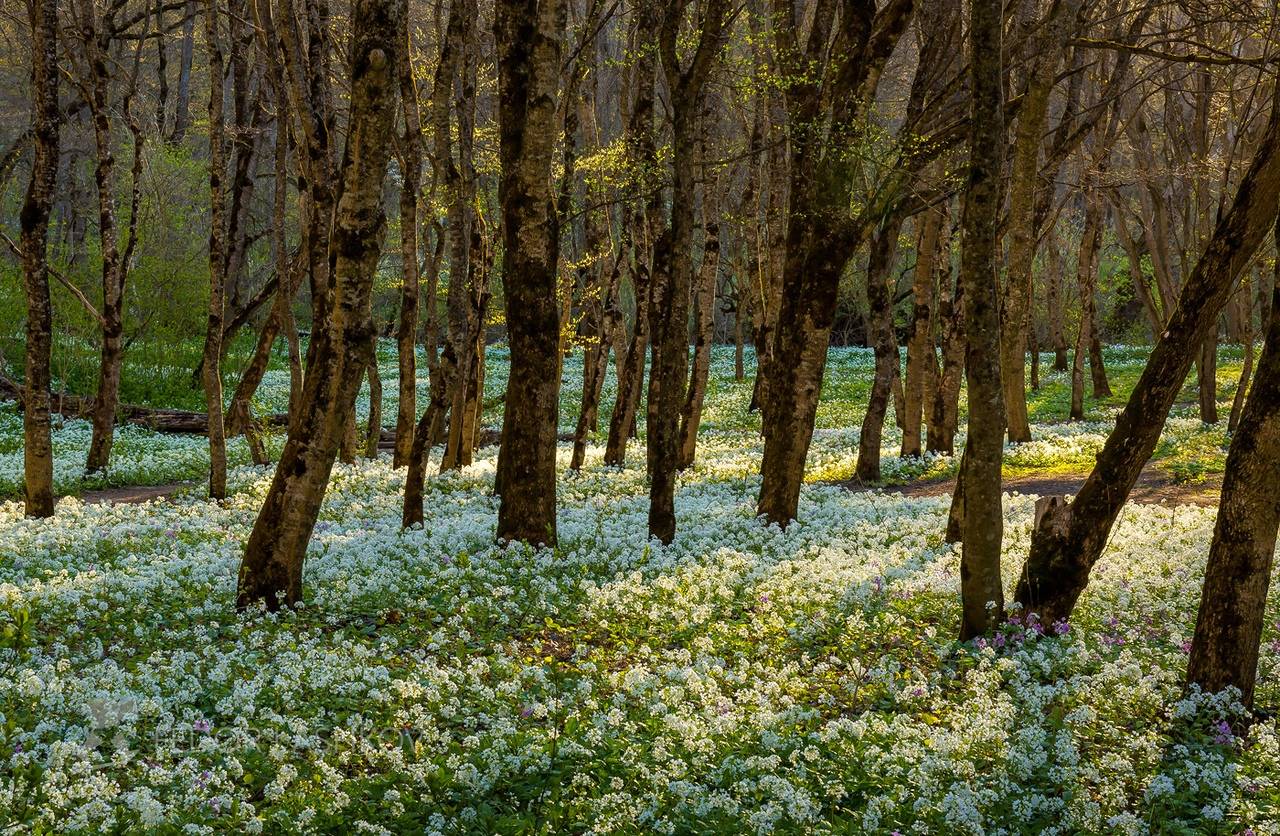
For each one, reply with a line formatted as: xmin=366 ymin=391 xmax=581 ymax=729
xmin=3 ymin=343 xmax=1276 ymax=834
xmin=839 ymin=462 xmax=1224 ymax=507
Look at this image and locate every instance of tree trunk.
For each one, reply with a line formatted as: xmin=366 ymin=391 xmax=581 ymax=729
xmin=927 ymin=206 xmax=963 ymax=454
xmin=441 ymin=0 xmax=480 ymax=471
xmin=171 ymin=0 xmax=196 ymax=143
xmin=1188 ymin=221 xmax=1280 ymax=710
xmin=570 ymin=253 xmax=621 ymax=471
xmin=1197 ymin=335 xmax=1218 ymax=423
xmin=402 ymin=232 xmax=447 ymax=528
xmin=393 ymin=43 xmax=424 ymax=468
xmin=84 ymin=18 xmax=145 ymax=475
xmin=857 ymin=220 xmax=903 ymax=482
xmin=1000 ymin=0 xmax=1082 ymax=443
xmin=1229 ymin=274 xmax=1255 ymax=432
xmin=364 ymin=348 xmax=382 ymax=458
xmin=757 ymin=0 xmax=914 ymax=525
xmin=1070 ymin=192 xmax=1102 ymax=420
xmin=902 ymin=205 xmax=943 ymax=457
xmin=957 ymin=0 xmax=1005 ymax=641
xmin=20 ymin=0 xmax=59 ymax=518
xmin=661 ymin=36 xmax=728 ymax=487
xmin=203 ymin=0 xmax=229 ymax=499
xmin=603 ymin=13 xmax=658 ymax=468
xmin=1013 ymin=96 xmax=1280 ymax=626
xmin=1045 ymin=231 xmax=1070 ymax=371
xmin=493 ymin=0 xmax=566 ymax=545
xmin=236 ymin=0 xmax=399 ymax=608
xmin=677 ymin=196 xmax=721 ymax=470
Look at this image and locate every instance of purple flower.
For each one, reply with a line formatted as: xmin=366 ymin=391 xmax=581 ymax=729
xmin=975 ymin=637 xmax=988 ymax=650
xmin=1052 ymin=619 xmax=1070 ymax=636
xmin=193 ymin=719 xmax=211 ymax=734
xmin=1213 ymin=720 xmax=1234 ymax=746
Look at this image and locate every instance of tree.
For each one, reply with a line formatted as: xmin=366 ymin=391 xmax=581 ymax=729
xmin=236 ymin=0 xmax=401 ymax=608
xmin=647 ymin=0 xmax=731 ymax=543
xmin=603 ymin=3 xmax=659 ymax=469
xmin=756 ymin=0 xmax=914 ymax=526
xmin=74 ymin=0 xmax=147 ymax=474
xmin=1187 ymin=214 xmax=1280 ymax=711
xmin=1000 ymin=0 xmax=1084 ymax=443
xmin=1015 ymin=95 xmax=1280 ymax=626
xmin=492 ymin=0 xmax=567 ymax=545
xmin=957 ymin=0 xmax=1005 ymax=641
xmin=20 ymin=0 xmax=61 ymax=518
xmin=203 ymin=0 xmax=229 ymax=499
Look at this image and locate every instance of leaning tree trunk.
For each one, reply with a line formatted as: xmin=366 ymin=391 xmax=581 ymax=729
xmin=20 ymin=0 xmax=59 ymax=518
xmin=236 ymin=0 xmax=399 ymax=609
xmin=1014 ymin=95 xmax=1280 ymax=626
xmin=203 ymin=0 xmax=229 ymax=499
xmin=856 ymin=220 xmax=904 ymax=482
xmin=1187 ymin=220 xmax=1280 ymax=711
xmin=957 ymin=0 xmax=1005 ymax=641
xmin=493 ymin=0 xmax=566 ymax=545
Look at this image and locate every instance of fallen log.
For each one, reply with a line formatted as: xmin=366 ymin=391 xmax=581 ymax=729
xmin=0 ymin=376 xmax=289 ymax=434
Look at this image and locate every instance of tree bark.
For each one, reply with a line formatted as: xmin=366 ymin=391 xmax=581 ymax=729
xmin=647 ymin=0 xmax=729 ymax=541
xmin=927 ymin=204 xmax=963 ymax=454
xmin=1070 ymin=191 xmax=1102 ymax=420
xmin=957 ymin=0 xmax=1005 ymax=641
xmin=902 ymin=205 xmax=943 ymax=457
xmin=756 ymin=0 xmax=914 ymax=525
xmin=21 ymin=0 xmax=60 ymax=518
xmin=237 ymin=0 xmax=399 ymax=608
xmin=170 ymin=0 xmax=196 ymax=143
xmin=603 ymin=10 xmax=658 ymax=468
xmin=1045 ymin=230 xmax=1069 ymax=371
xmin=81 ymin=3 xmax=145 ymax=474
xmin=1000 ymin=0 xmax=1082 ymax=443
xmin=1188 ymin=220 xmax=1280 ymax=710
xmin=1197 ymin=335 xmax=1218 ymax=423
xmin=1229 ymin=274 xmax=1255 ymax=432
xmin=203 ymin=0 xmax=229 ymax=499
xmin=856 ymin=220 xmax=903 ymax=481
xmin=678 ymin=184 xmax=722 ymax=470
xmin=393 ymin=35 xmax=424 ymax=468
xmin=1014 ymin=96 xmax=1280 ymax=626
xmin=493 ymin=0 xmax=567 ymax=545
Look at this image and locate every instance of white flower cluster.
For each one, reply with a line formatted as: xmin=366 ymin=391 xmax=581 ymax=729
xmin=0 ymin=344 xmax=1269 ymax=833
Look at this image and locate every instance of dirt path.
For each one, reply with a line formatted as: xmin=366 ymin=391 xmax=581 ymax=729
xmin=80 ymin=482 xmax=194 ymax=505
xmin=840 ymin=464 xmax=1222 ymax=507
